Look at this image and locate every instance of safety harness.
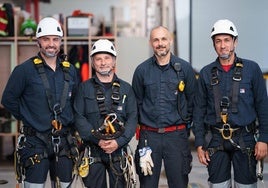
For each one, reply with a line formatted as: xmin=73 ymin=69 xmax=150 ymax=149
xmin=15 ymin=55 xmax=79 ymax=187
xmin=206 ymin=58 xmax=261 ymax=180
xmin=209 ymin=58 xmax=245 ymax=146
xmin=91 ymin=78 xmax=125 ymax=140
xmin=211 ymin=58 xmax=243 ymax=123
xmin=77 ymin=78 xmax=136 ymax=186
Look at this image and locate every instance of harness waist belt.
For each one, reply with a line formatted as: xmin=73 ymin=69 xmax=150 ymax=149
xmin=207 ymin=122 xmax=255 ymax=132
xmin=21 ymin=126 xmax=69 ymax=137
xmin=140 ymin=124 xmax=186 ymax=133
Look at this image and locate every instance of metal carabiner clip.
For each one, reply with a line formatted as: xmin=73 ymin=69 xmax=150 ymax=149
xmin=104 ymin=113 xmax=118 ymax=134
xmin=17 ymin=134 xmax=26 ymax=149
xmin=52 ymin=136 xmax=61 ymax=153
xmin=106 ymin=113 xmax=117 ymax=124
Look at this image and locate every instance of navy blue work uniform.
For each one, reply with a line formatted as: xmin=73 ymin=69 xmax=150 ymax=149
xmin=74 ymin=75 xmax=137 ymax=188
xmin=132 ymin=54 xmax=196 ymax=188
xmin=193 ymin=56 xmax=268 ymax=185
xmin=1 ymin=54 xmax=78 ymax=184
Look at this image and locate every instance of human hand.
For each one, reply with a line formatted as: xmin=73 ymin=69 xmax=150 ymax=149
xmin=197 ymin=146 xmax=210 ymax=166
xmin=139 ymin=147 xmax=154 ymax=176
xmin=98 ymin=139 xmax=118 ymax=154
xmin=255 ymin=142 xmax=268 ymax=160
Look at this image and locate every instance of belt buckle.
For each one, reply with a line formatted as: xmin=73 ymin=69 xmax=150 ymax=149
xmin=222 ymin=124 xmax=232 ymax=140
xmin=158 ymin=128 xmax=165 ymax=133
xmin=215 ymin=123 xmax=239 ymax=140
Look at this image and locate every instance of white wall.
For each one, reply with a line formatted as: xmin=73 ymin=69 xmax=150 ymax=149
xmin=190 ymin=0 xmax=268 ymax=72
xmin=116 ymin=37 xmax=150 ymax=83
xmin=175 ymin=0 xmax=268 ymax=73
xmin=175 ymin=0 xmax=190 ymax=61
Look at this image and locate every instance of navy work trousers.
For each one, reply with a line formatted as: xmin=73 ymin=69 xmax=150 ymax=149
xmin=135 ymin=128 xmax=192 ymax=188
xmin=207 ymin=130 xmax=257 ymax=184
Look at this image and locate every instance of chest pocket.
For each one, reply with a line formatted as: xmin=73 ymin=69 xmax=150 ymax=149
xmin=84 ymin=94 xmax=99 ymax=117
xmin=166 ymin=78 xmax=179 ymax=101
xmin=144 ymin=80 xmax=157 ymax=103
xmin=238 ymin=81 xmax=253 ymax=105
xmin=27 ymin=76 xmax=45 ymax=96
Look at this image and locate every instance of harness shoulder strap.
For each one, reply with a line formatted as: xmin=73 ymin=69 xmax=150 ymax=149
xmin=111 ymin=80 xmax=121 ymax=111
xmin=32 ymin=56 xmax=71 ymax=111
xmin=211 ymin=66 xmax=222 ymax=123
xmin=95 ymin=83 xmax=106 ymax=116
xmin=33 ymin=57 xmax=54 ymax=110
xmin=60 ymin=60 xmax=71 ymax=109
xmin=231 ymin=58 xmax=243 ymax=113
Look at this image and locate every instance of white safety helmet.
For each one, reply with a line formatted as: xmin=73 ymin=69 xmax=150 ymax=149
xmin=36 ymin=17 xmax=63 ymax=38
xmin=90 ymin=39 xmax=117 ymax=57
xmin=211 ymin=19 xmax=238 ymax=38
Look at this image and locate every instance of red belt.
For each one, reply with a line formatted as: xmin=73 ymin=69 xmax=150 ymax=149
xmin=140 ymin=124 xmax=186 ymax=133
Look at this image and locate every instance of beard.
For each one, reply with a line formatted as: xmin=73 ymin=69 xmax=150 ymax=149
xmin=155 ymin=47 xmax=169 ymax=57
xmin=40 ymin=47 xmax=59 ymax=58
xmin=155 ymin=46 xmax=170 ymax=57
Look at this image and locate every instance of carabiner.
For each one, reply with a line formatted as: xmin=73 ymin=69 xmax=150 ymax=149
xmin=52 ymin=136 xmax=61 ymax=153
xmin=105 ymin=113 xmax=117 ymax=124
xmin=17 ymin=134 xmax=26 ymax=149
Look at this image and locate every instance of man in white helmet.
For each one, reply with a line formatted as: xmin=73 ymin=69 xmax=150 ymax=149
xmin=74 ymin=39 xmax=137 ymax=188
xmin=193 ymin=19 xmax=268 ymax=187
xmin=1 ymin=17 xmax=79 ymax=188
